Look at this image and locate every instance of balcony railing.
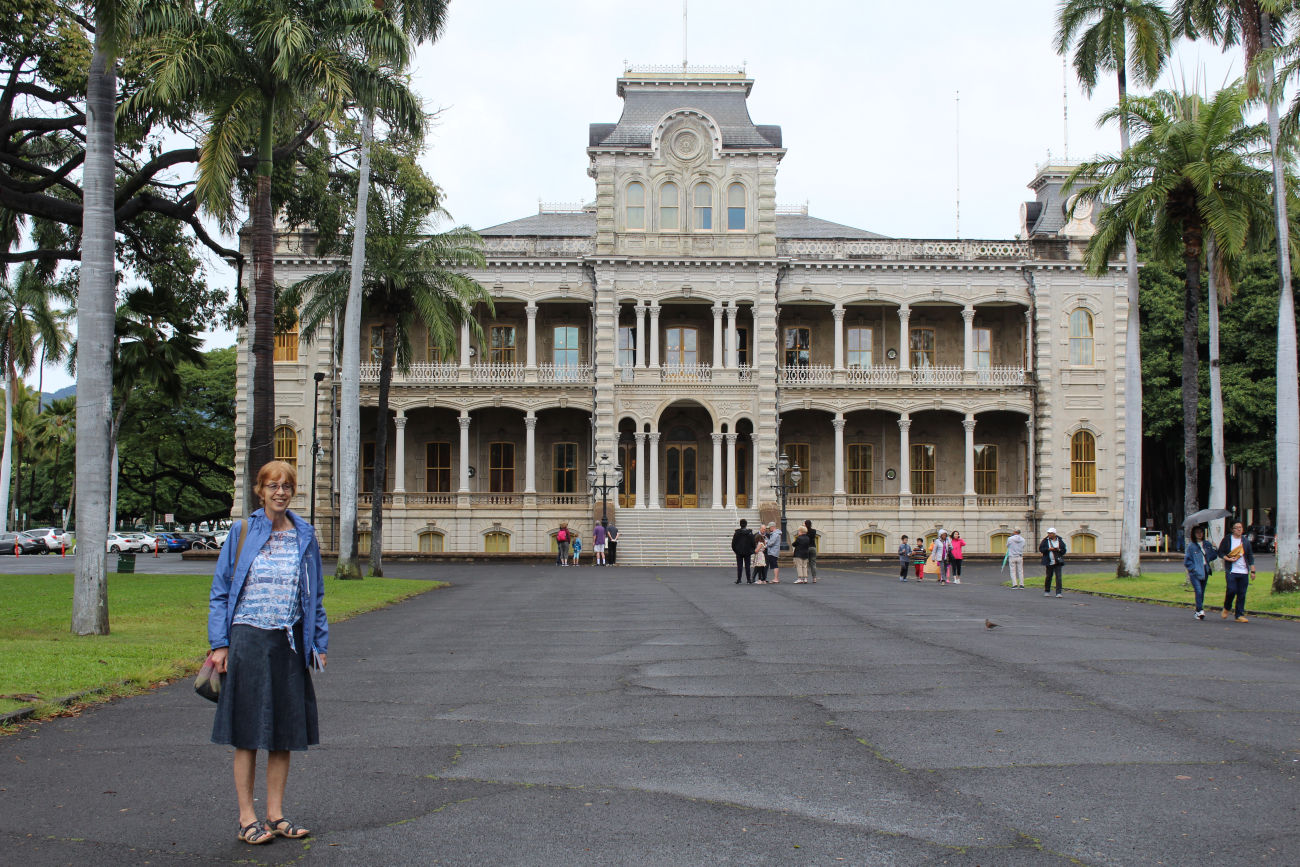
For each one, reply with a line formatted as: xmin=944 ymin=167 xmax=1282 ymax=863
xmin=346 ymin=491 xmax=1031 ymax=510
xmin=661 ymin=363 xmax=713 ymax=382
xmin=911 ymin=365 xmax=964 ymax=386
xmin=977 ymin=495 xmax=1031 ymax=508
xmin=911 ymin=494 xmax=966 ymax=508
xmin=845 ymin=365 xmax=899 ymax=385
xmin=779 ymin=364 xmax=833 ymax=385
xmin=538 ymin=363 xmax=592 ymax=383
xmin=777 ymin=238 xmax=1032 ymax=261
xmin=846 ymin=494 xmax=901 ymax=508
xmin=974 ymin=366 xmax=1027 ymax=386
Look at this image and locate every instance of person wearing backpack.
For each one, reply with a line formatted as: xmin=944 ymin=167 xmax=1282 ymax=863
xmin=732 ymin=518 xmax=755 ymax=584
xmin=556 ymin=523 xmax=569 ymax=566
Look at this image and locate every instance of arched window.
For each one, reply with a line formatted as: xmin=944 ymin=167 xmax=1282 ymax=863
xmin=274 ymin=426 xmax=298 ymax=475
xmin=625 ymin=182 xmax=645 ymax=230
xmin=358 ymin=530 xmax=371 ymax=555
xmin=1071 ymin=533 xmax=1097 ymax=554
xmin=1069 ymin=308 xmax=1094 ymax=365
xmin=859 ymin=532 xmax=886 ymax=554
xmin=990 ymin=532 xmax=1011 ymax=555
xmin=659 ymin=182 xmax=679 ymax=230
xmin=693 ymin=182 xmax=713 ymax=229
xmin=727 ymin=183 xmax=746 ymax=230
xmin=417 ymin=531 xmax=444 ymax=553
xmin=484 ymin=531 xmax=510 ymax=553
xmin=1071 ymin=431 xmax=1096 ymax=494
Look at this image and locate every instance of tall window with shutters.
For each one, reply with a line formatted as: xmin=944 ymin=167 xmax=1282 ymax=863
xmin=1070 ymin=431 xmax=1097 ymax=494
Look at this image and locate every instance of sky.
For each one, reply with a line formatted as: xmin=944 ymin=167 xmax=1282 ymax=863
xmin=35 ymin=0 xmax=1247 ymax=393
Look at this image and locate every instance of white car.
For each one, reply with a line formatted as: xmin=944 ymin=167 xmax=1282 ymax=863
xmin=129 ymin=533 xmax=160 ymax=552
xmin=106 ymin=533 xmax=141 ymax=553
xmin=27 ymin=527 xmax=72 ymax=552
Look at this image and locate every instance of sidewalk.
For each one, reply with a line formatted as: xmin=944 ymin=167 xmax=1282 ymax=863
xmin=2 ymin=560 xmax=1297 ymax=865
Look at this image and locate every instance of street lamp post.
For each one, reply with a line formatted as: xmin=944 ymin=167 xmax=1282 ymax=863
xmin=768 ymin=450 xmax=802 ymax=551
xmin=586 ymin=452 xmax=624 ymax=524
xmin=310 ymin=371 xmax=325 ymax=527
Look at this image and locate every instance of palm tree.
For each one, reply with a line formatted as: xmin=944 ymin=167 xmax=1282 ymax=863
xmin=0 ymin=264 xmax=65 ymax=534
xmin=35 ymin=396 xmax=76 ymax=530
xmin=335 ymin=0 xmax=445 ymax=580
xmin=294 ymin=192 xmax=490 ymax=575
xmin=1055 ymin=0 xmax=1174 ymax=577
xmin=1178 ymin=0 xmax=1299 ymax=589
xmin=7 ymin=381 xmax=40 ymax=529
xmin=1068 ymin=85 xmax=1273 ymax=530
xmin=132 ymin=0 xmax=416 ymax=509
xmin=73 ymin=0 xmax=126 ymax=635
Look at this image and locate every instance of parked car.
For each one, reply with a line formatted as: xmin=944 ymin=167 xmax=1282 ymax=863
xmin=177 ymin=532 xmax=216 ymax=549
xmin=0 ymin=531 xmax=45 ymax=554
xmin=1251 ymin=525 xmax=1275 ymax=553
xmin=156 ymin=533 xmax=189 ymax=552
xmin=106 ymin=533 xmax=141 ymax=553
xmin=26 ymin=527 xmax=72 ymax=552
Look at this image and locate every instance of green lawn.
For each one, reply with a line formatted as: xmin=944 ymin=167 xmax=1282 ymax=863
xmin=0 ymin=574 xmax=444 ymax=719
xmin=1060 ymin=570 xmax=1300 ymax=617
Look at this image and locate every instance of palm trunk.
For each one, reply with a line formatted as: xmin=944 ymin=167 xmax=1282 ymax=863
xmin=0 ymin=369 xmax=12 ymax=534
xmin=13 ymin=438 xmax=23 ymax=530
xmin=1262 ymin=15 xmax=1300 ymax=590
xmin=72 ymin=21 xmax=115 ymax=635
xmin=368 ymin=318 xmax=395 ymax=577
xmin=1182 ymin=240 xmax=1201 ymax=522
xmin=1115 ymin=67 xmax=1144 ymax=577
xmin=107 ymin=399 xmax=129 ymax=534
xmin=247 ymin=100 xmax=277 ymax=506
xmin=335 ymin=111 xmax=373 ymax=580
xmin=1207 ymin=235 xmax=1226 ymax=546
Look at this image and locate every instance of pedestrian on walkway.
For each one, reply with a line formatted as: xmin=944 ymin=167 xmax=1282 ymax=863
xmin=207 ymin=460 xmax=327 ymax=846
xmin=556 ymin=524 xmax=569 ymax=566
xmin=803 ymin=519 xmax=819 ymax=582
xmin=593 ymin=521 xmax=607 ymax=566
xmin=930 ymin=529 xmax=952 ymax=584
xmin=911 ymin=537 xmax=928 ymax=580
xmin=753 ymin=526 xmax=769 ymax=583
xmin=1183 ymin=525 xmax=1218 ymax=620
xmin=765 ymin=522 xmax=782 ymax=583
xmin=732 ymin=519 xmax=754 ymax=584
xmin=1040 ymin=527 xmax=1066 ymax=597
xmin=949 ymin=530 xmax=965 ymax=583
xmin=792 ymin=525 xmax=813 ymax=582
xmin=1006 ymin=528 xmax=1026 ymax=588
xmin=1217 ymin=521 xmax=1255 ymax=622
xmin=898 ymin=534 xmax=911 ymax=581
xmin=571 ymin=532 xmax=582 ymax=566
xmin=605 ymin=521 xmax=619 ymax=565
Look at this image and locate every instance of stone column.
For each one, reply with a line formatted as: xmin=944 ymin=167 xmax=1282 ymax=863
xmin=525 ymin=302 xmax=538 ymax=370
xmin=897 ymin=306 xmax=911 ymax=372
xmin=1024 ymin=308 xmax=1034 ymax=374
xmin=711 ymin=432 xmax=724 ymax=509
xmin=833 ymin=414 xmax=846 ymax=495
xmin=726 ymin=302 xmax=738 ymax=369
xmin=635 ymin=303 xmax=647 ymax=369
xmin=458 ymin=411 xmax=471 ymax=492
xmin=649 ymin=303 xmax=661 ymax=369
xmin=459 ymin=321 xmax=471 ymax=368
xmin=524 ymin=412 xmax=537 ymax=493
xmin=712 ymin=304 xmax=724 ymax=370
xmin=725 ymin=432 xmax=738 ymax=507
xmin=962 ymin=306 xmax=975 ymax=371
xmin=1025 ymin=418 xmax=1035 ymax=498
xmin=964 ymin=413 xmax=977 ymax=498
xmin=634 ymin=431 xmax=647 ymax=509
xmin=833 ymin=304 xmax=845 ymax=371
xmin=897 ymin=413 xmax=912 ymax=496
xmin=647 ymin=432 xmax=661 ymax=508
xmin=393 ymin=411 xmax=407 ymax=492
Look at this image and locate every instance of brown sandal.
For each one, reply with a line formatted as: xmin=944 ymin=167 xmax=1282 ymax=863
xmin=238 ymin=821 xmax=274 ymax=845
xmin=266 ymin=817 xmax=311 ymax=839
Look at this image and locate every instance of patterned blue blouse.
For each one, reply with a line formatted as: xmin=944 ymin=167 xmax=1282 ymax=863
xmin=233 ymin=529 xmax=302 ymax=648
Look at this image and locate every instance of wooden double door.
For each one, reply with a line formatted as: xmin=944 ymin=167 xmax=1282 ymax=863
xmin=665 ymin=442 xmax=698 ymax=508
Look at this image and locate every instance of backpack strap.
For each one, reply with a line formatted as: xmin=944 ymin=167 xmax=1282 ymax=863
xmin=234 ymin=520 xmax=247 ymax=565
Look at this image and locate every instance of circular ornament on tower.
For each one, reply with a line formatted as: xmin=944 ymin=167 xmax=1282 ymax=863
xmin=672 ymin=130 xmax=702 ymax=160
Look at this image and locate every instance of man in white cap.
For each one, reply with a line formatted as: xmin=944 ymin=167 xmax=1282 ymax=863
xmin=1039 ymin=527 xmax=1067 ymax=597
xmin=1005 ymin=528 xmax=1026 ymax=589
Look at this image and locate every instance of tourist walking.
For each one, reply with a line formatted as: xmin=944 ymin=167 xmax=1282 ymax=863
xmin=556 ymin=523 xmax=569 ymax=566
xmin=593 ymin=521 xmax=607 ymax=566
xmin=1217 ymin=521 xmax=1256 ymax=622
xmin=803 ymin=519 xmax=819 ymax=582
xmin=765 ymin=522 xmax=782 ymax=583
xmin=898 ymin=534 xmax=911 ymax=581
xmin=911 ymin=537 xmax=928 ymax=580
xmin=605 ymin=521 xmax=619 ymax=565
xmin=732 ymin=519 xmax=754 ymax=584
xmin=207 ymin=460 xmax=327 ymax=846
xmin=571 ymin=532 xmax=582 ymax=566
xmin=930 ymin=529 xmax=953 ymax=584
xmin=1183 ymin=525 xmax=1218 ymax=620
xmin=949 ymin=530 xmax=965 ymax=583
xmin=1040 ymin=527 xmax=1066 ymax=597
xmin=792 ymin=526 xmax=813 ymax=582
xmin=1006 ymin=528 xmax=1026 ymax=588
xmin=753 ymin=526 xmax=769 ymax=583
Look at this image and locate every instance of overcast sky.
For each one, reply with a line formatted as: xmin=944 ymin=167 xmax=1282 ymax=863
xmin=36 ymin=0 xmax=1247 ymax=393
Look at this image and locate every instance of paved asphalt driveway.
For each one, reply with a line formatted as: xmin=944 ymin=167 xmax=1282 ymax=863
xmin=2 ymin=560 xmax=1297 ymax=865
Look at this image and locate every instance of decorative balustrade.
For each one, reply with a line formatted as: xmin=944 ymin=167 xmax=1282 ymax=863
xmin=846 ymin=495 xmax=901 ymax=508
xmin=911 ymin=365 xmax=964 ymax=386
xmin=358 ymin=493 xmax=394 ymax=506
xmin=536 ymin=493 xmax=587 ymax=506
xmin=785 ymin=494 xmax=834 ymax=508
xmin=974 ymin=366 xmax=1027 ymax=386
xmin=661 ymin=363 xmax=713 ymax=383
xmin=404 ymin=492 xmax=456 ymax=506
xmin=481 ymin=236 xmax=595 ymax=257
xmin=777 ymin=238 xmax=1031 ymax=260
xmin=911 ymin=494 xmax=966 ymax=508
xmin=846 ymin=365 xmax=899 ymax=385
xmin=778 ymin=364 xmax=833 ymax=385
xmin=537 ymin=363 xmax=592 ymax=383
xmin=977 ymin=495 xmax=1031 ymax=509
xmin=473 ymin=362 xmax=526 ymax=383
xmin=737 ymin=365 xmax=755 ymax=383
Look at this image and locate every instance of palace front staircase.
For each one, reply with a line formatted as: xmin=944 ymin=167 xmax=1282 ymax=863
xmin=606 ymin=508 xmax=762 ymax=568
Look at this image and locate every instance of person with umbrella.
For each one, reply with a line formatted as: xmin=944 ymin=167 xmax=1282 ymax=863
xmin=1183 ymin=525 xmax=1218 ymax=620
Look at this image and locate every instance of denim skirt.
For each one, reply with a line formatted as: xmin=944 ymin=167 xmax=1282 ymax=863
xmin=211 ymin=622 xmax=319 ymax=751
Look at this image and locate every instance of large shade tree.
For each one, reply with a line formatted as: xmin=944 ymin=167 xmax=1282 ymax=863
xmin=1068 ymin=85 xmax=1273 ymax=532
xmin=293 ymin=185 xmax=489 ymax=576
xmin=1055 ymin=0 xmax=1174 ymax=577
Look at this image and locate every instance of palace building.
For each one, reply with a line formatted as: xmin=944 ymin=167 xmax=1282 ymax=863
xmin=240 ymin=66 xmax=1129 ymax=564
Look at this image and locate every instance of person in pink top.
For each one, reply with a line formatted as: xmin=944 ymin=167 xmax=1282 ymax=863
xmin=949 ymin=530 xmax=965 ymax=584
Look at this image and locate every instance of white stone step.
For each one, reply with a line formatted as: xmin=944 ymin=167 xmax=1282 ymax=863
xmin=607 ymin=509 xmax=762 ymax=567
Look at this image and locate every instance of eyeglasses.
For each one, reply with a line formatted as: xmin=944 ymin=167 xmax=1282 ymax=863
xmin=263 ymin=483 xmax=294 ymax=493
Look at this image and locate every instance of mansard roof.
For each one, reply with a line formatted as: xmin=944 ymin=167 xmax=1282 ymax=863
xmin=589 ymin=70 xmax=782 ymax=150
xmin=477 ymin=211 xmax=887 ymax=239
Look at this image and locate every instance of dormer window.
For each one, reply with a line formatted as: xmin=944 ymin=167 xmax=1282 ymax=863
xmin=626 ymin=181 xmax=645 ymax=230
xmin=727 ymin=182 xmax=746 ymax=230
xmin=659 ymin=182 xmax=679 ymax=231
xmin=693 ymin=183 xmax=713 ymax=230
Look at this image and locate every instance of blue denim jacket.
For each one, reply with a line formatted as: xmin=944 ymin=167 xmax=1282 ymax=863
xmin=1183 ymin=540 xmax=1218 ymax=581
xmin=208 ymin=509 xmax=328 ymax=667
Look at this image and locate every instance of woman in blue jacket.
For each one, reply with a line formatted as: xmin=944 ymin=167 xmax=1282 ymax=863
xmin=1183 ymin=525 xmax=1218 ymax=620
xmin=208 ymin=461 xmax=328 ymax=845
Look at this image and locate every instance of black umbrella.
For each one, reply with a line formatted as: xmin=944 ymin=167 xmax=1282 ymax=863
xmin=1182 ymin=508 xmax=1233 ymax=533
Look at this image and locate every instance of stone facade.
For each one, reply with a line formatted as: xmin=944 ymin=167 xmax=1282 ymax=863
xmin=235 ymin=68 xmax=1128 ymax=559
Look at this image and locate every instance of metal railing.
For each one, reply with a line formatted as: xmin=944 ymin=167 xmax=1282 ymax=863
xmin=661 ymin=363 xmax=713 ymax=382
xmin=778 ymin=364 xmax=833 ymax=385
xmin=974 ymin=366 xmax=1027 ymax=386
xmin=911 ymin=365 xmax=964 ymax=386
xmin=845 ymin=365 xmax=899 ymax=385
xmin=537 ymin=363 xmax=592 ymax=383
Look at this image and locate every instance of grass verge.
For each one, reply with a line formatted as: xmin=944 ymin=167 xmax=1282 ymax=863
xmin=1061 ymin=570 xmax=1300 ymax=617
xmin=0 ymin=573 xmax=444 ymax=720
